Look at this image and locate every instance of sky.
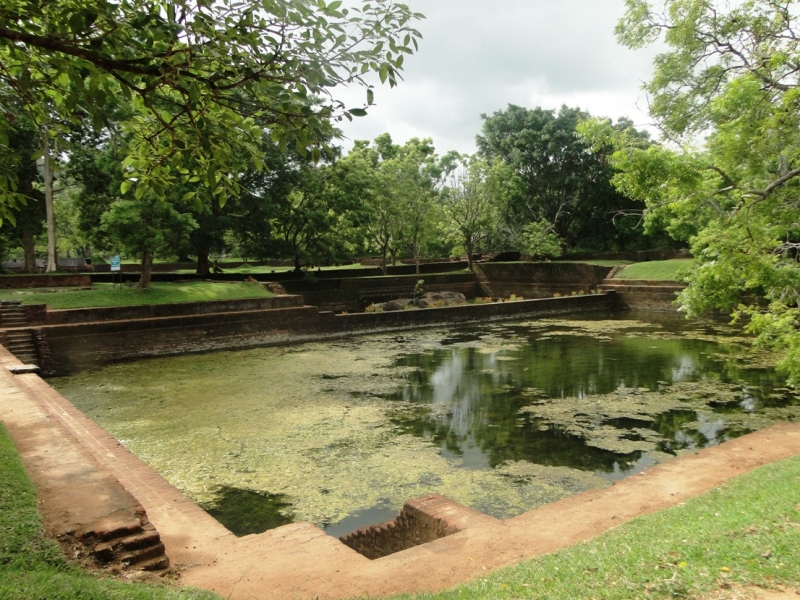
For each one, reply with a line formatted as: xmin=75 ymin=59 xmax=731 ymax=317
xmin=334 ymin=0 xmax=662 ymax=155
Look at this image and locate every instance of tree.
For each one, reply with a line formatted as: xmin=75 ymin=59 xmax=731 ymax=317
xmin=0 ymin=111 xmax=45 ymax=272
xmin=477 ymin=105 xmax=659 ymax=251
xmin=101 ymin=196 xmax=197 ymax=288
xmin=0 ymin=0 xmax=424 ymax=218
xmin=441 ymin=157 xmax=509 ymax=270
xmin=519 ymin=220 xmax=562 ymax=260
xmin=583 ymin=0 xmax=800 ymax=383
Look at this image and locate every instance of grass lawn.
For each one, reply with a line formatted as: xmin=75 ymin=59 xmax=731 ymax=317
xmin=613 ymin=259 xmax=694 ymax=281
xmin=0 ymin=282 xmax=273 ymax=310
xmin=0 ymin=423 xmax=221 ymax=600
xmin=396 ymin=453 xmax=800 ymax=600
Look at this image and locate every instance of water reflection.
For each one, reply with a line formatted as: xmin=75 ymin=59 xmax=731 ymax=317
xmin=387 ymin=316 xmax=787 ymax=481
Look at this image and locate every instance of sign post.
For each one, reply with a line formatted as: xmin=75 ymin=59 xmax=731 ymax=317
xmin=110 ymin=255 xmax=121 ymax=288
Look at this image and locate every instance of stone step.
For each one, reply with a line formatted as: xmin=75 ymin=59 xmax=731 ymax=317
xmin=5 ymin=332 xmax=33 ymax=340
xmin=119 ymin=542 xmax=166 ymax=567
xmin=120 ymin=529 xmax=161 ymax=551
xmin=10 ymin=347 xmax=37 ymax=355
xmin=136 ymin=555 xmax=171 ymax=572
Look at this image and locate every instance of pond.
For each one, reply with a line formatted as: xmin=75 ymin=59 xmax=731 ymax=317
xmin=51 ymin=312 xmax=800 ymax=538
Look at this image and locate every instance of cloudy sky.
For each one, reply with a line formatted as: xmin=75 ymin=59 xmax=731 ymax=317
xmin=335 ymin=0 xmax=661 ymax=155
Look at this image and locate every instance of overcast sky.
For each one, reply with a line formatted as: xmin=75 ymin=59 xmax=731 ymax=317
xmin=334 ymin=0 xmax=661 ymax=155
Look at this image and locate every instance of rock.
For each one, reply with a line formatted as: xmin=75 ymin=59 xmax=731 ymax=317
xmin=264 ymin=282 xmax=287 ymax=295
xmin=414 ymin=292 xmax=467 ymax=308
xmin=383 ymin=299 xmax=412 ymax=311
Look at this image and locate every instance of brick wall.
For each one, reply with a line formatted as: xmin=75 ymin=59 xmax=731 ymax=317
xmin=475 ymin=262 xmax=613 ymax=298
xmin=0 ymin=274 xmax=92 ymax=289
xmin=340 ymin=494 xmax=495 ymax=560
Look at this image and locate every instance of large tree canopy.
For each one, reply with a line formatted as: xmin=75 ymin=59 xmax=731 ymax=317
xmin=477 ymin=104 xmax=659 ymax=251
xmin=582 ymin=0 xmax=800 ymax=382
xmin=0 ymin=0 xmax=423 ymax=217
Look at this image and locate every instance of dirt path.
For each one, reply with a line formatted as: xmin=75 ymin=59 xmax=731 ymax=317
xmin=1 ymin=345 xmax=800 ymax=600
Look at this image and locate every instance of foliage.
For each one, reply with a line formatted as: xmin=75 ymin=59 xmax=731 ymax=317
xmin=582 ymin=0 xmax=800 ymax=383
xmin=519 ymin=219 xmax=562 ymax=259
xmin=0 ymin=0 xmax=424 ymax=216
xmin=100 ymin=196 xmax=197 ymax=287
xmin=101 ymin=197 xmax=197 ymax=261
xmin=477 ymin=105 xmax=662 ymax=251
xmin=0 ymin=109 xmax=45 ymax=269
xmin=343 ymin=135 xmax=452 ymax=273
xmin=440 ymin=157 xmax=510 ymax=269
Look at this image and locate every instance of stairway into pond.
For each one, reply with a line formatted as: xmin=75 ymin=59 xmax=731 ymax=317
xmin=598 ymin=279 xmax=687 ymax=310
xmin=0 ymin=302 xmax=38 ymax=365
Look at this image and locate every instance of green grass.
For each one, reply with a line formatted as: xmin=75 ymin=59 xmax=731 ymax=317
xmin=1 ymin=281 xmax=273 ymax=310
xmin=0 ymin=422 xmax=221 ymax=599
xmin=613 ymin=259 xmax=694 ymax=281
xmin=396 ymin=454 xmax=800 ymax=600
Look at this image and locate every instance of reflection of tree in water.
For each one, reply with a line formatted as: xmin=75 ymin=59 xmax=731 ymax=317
xmin=388 ymin=325 xmax=778 ymax=475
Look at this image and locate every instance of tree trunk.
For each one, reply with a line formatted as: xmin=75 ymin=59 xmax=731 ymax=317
xmin=380 ymin=243 xmax=388 ymax=276
xmin=21 ymin=229 xmax=36 ymax=273
xmin=196 ymin=243 xmax=210 ymax=276
xmin=415 ymin=247 xmax=421 ymax=275
xmin=389 ymin=247 xmax=397 ymax=267
xmin=466 ymin=240 xmax=474 ymax=272
xmin=294 ymin=254 xmax=302 ymax=272
xmin=139 ymin=250 xmax=153 ymax=289
xmin=42 ymin=128 xmax=57 ymax=273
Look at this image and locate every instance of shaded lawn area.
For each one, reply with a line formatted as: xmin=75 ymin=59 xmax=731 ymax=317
xmin=613 ymin=259 xmax=694 ymax=281
xmin=394 ymin=453 xmax=800 ymax=600
xmin=0 ymin=422 xmax=221 ymax=600
xmin=0 ymin=282 xmax=273 ymax=310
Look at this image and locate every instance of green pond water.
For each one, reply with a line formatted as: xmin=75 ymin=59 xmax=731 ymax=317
xmin=51 ymin=312 xmax=800 ymax=538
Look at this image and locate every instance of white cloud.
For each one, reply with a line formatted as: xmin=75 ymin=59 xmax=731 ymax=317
xmin=334 ymin=0 xmax=661 ymax=154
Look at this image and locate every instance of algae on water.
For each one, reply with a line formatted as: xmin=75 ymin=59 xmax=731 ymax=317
xmin=51 ymin=313 xmax=800 ymax=533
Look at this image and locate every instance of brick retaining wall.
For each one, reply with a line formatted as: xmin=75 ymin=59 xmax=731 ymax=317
xmin=475 ymin=263 xmax=613 ymax=298
xmin=20 ymin=293 xmax=616 ymax=374
xmin=0 ymin=274 xmax=92 ymax=289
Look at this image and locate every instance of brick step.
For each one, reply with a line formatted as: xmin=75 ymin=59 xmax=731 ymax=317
xmin=136 ymin=555 xmax=170 ymax=572
xmin=120 ymin=529 xmax=161 ymax=551
xmin=9 ymin=346 xmax=37 ymax=354
xmin=120 ymin=542 xmax=166 ymax=567
xmin=8 ymin=343 xmax=35 ymax=350
xmin=87 ymin=520 xmax=168 ymax=573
